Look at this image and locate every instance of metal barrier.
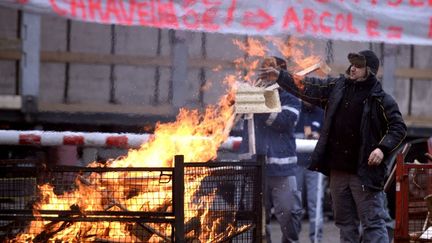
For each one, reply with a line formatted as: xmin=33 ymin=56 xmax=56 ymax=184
xmin=395 ymin=141 xmax=432 ymax=242
xmin=0 ymin=129 xmax=317 ymax=153
xmin=0 ymin=155 xmax=263 ymax=242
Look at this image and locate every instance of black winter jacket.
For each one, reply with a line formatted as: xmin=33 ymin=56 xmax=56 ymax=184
xmin=276 ymin=71 xmax=407 ymax=190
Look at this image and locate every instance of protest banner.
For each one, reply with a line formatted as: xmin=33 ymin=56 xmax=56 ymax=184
xmin=0 ymin=0 xmax=431 ymax=45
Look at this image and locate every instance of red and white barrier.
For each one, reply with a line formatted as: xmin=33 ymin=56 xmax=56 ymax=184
xmin=0 ymin=130 xmax=316 ymax=152
xmin=0 ymin=130 xmax=151 ymax=148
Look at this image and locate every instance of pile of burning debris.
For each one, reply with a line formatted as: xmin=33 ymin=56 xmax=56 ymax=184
xmin=0 ymin=156 xmax=263 ymax=242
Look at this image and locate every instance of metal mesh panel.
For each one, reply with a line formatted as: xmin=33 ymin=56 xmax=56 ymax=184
xmin=0 ymin=167 xmax=175 ymax=242
xmin=406 ymin=166 xmax=432 ymax=241
xmin=0 ymin=178 xmax=37 ymax=241
xmin=0 ymin=160 xmax=262 ymax=242
xmin=0 ymin=178 xmax=37 ymax=210
xmin=44 ymin=169 xmax=174 ymax=214
xmin=183 ymin=164 xmax=260 ymax=242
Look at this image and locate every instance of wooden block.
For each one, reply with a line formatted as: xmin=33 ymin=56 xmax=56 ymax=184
xmin=235 ymin=82 xmax=281 ymax=114
xmin=295 ymin=61 xmax=331 ymax=76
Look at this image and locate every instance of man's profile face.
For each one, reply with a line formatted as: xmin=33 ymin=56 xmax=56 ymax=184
xmin=347 ymin=52 xmax=368 ymax=81
xmin=349 ymin=65 xmax=367 ymax=81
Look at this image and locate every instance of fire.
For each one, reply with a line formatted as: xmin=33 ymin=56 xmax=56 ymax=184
xmin=268 ymin=36 xmax=324 ymax=91
xmin=14 ymin=75 xmax=238 ymax=242
xmin=233 ymin=36 xmax=322 ymax=89
xmin=13 ymin=36 xmax=320 ymax=242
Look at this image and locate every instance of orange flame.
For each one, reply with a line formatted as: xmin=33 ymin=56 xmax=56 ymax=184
xmin=15 ymin=36 xmax=320 ymax=242
xmin=237 ymin=36 xmax=322 ymax=90
xmin=15 ymin=74 xmax=238 ymax=242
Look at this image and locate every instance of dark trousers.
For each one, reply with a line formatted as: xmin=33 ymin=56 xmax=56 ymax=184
xmin=330 ymin=170 xmax=389 ymax=243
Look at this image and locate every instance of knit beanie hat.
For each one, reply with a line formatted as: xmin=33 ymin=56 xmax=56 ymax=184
xmin=347 ymin=50 xmax=380 ymax=75
xmin=272 ymin=56 xmax=288 ymax=71
xmin=359 ymin=50 xmax=380 ymax=75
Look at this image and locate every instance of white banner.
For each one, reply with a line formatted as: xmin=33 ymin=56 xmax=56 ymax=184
xmin=1 ymin=0 xmax=431 ymax=45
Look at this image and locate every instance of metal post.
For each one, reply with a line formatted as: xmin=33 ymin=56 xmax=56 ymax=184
xmin=199 ymin=32 xmax=207 ymax=107
xmin=171 ymin=31 xmax=189 ymax=108
xmin=173 ymin=155 xmax=185 ymax=242
xmin=245 ymin=113 xmax=256 ymax=155
xmin=314 ymin=173 xmax=324 ymax=243
xmin=15 ymin=10 xmax=22 ymax=95
xmin=153 ymin=29 xmax=162 ymax=105
xmin=255 ymin=154 xmax=265 ymax=243
xmin=109 ymin=24 xmax=117 ymax=104
xmin=394 ymin=144 xmax=411 ymax=242
xmin=407 ymin=45 xmax=414 ymax=116
xmin=20 ymin=12 xmax=41 ymax=115
xmin=63 ymin=20 xmax=71 ymax=103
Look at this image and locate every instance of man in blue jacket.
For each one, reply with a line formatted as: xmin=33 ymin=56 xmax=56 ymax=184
xmin=259 ymin=50 xmax=407 ymax=243
xmin=239 ymin=56 xmax=303 ymax=243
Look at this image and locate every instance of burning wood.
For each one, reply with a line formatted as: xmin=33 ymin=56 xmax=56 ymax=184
xmin=185 ymin=216 xmax=201 ymax=236
xmin=127 ymin=222 xmax=171 ymax=243
xmin=33 ymin=221 xmax=73 ymax=243
xmin=186 ymin=238 xmax=201 ymax=243
xmin=10 ymin=157 xmax=261 ymax=243
xmin=127 ymin=199 xmax=172 ymax=242
xmin=77 ymin=174 xmax=92 ymax=186
xmin=94 ymin=238 xmax=123 ymax=243
xmin=294 ymin=60 xmax=331 ymax=76
xmin=78 ymin=172 xmax=174 ymax=241
xmin=213 ymin=223 xmax=254 ymax=243
xmin=103 ymin=198 xmax=128 ymax=211
xmin=94 ymin=236 xmax=145 ymax=243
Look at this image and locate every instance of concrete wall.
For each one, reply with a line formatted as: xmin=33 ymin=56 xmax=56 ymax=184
xmin=0 ymin=7 xmax=18 ymax=95
xmin=115 ymin=27 xmax=171 ymax=105
xmin=0 ymin=6 xmax=431 ymax=121
xmin=40 ymin=15 xmax=66 ymax=103
xmin=411 ymin=46 xmax=432 ymax=117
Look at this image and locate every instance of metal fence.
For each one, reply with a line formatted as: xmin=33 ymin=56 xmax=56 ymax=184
xmin=395 ymin=142 xmax=432 ymax=242
xmin=0 ymin=155 xmax=263 ymax=242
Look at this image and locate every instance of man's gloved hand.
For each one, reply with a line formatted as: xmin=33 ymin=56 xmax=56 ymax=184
xmin=254 ymin=77 xmax=275 ymax=88
xmin=256 ymin=57 xmax=280 ymax=87
xmin=258 ymin=67 xmax=280 ymax=83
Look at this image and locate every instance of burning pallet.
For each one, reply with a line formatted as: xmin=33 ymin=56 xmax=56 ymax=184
xmin=0 ymin=156 xmax=263 ymax=242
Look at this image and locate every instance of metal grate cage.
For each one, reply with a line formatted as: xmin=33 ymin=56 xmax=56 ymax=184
xmin=0 ymin=155 xmax=263 ymax=242
xmin=395 ymin=142 xmax=432 ymax=243
xmin=183 ymin=164 xmax=261 ymax=242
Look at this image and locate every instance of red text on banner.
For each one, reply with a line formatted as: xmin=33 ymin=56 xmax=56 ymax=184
xmin=242 ymin=9 xmax=274 ymax=30
xmin=283 ymin=7 xmax=358 ymax=35
xmin=182 ymin=0 xmax=222 ymax=31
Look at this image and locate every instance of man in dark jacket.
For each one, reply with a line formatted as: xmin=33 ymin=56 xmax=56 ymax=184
xmin=260 ymin=50 xmax=407 ymax=243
